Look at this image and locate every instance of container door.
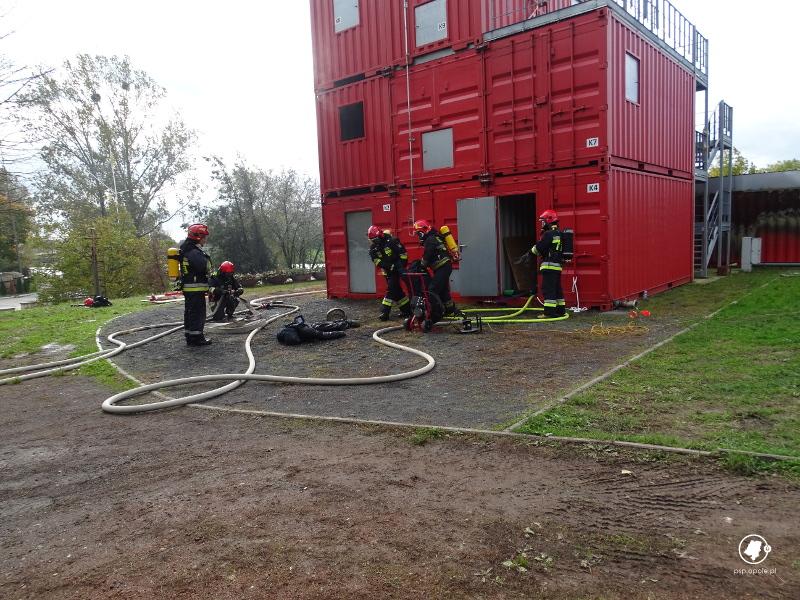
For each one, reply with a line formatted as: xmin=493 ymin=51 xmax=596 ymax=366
xmin=346 ymin=211 xmax=376 ymax=293
xmin=456 ymin=197 xmax=498 ymax=296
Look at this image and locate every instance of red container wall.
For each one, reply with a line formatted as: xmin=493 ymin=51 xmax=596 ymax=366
xmin=392 ymin=52 xmax=486 ymax=186
xmin=483 ymin=0 xmax=583 ymax=31
xmin=484 ymin=11 xmax=607 ymax=174
xmin=322 ymin=192 xmax=397 ymax=297
xmin=317 ymin=76 xmax=394 ymax=194
xmin=731 ymin=190 xmax=800 ymax=263
xmin=608 ymin=12 xmax=694 ymax=177
xmin=310 ymin=0 xmax=404 ymax=91
xmin=322 ymin=166 xmax=693 ymax=307
xmin=606 ymin=168 xmax=694 ymax=299
xmin=491 ymin=169 xmax=609 ymax=306
xmin=315 ymin=7 xmax=696 ymax=195
xmin=310 ymin=0 xmax=483 ymax=92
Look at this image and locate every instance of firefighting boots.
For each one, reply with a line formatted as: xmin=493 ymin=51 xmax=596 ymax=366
xmin=444 ymin=300 xmax=459 ymax=316
xmin=378 ymin=307 xmax=391 ymax=321
xmin=186 ymin=335 xmax=212 ymax=346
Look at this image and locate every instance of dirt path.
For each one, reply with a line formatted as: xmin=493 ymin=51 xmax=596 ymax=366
xmin=1 ymin=375 xmax=797 ymax=599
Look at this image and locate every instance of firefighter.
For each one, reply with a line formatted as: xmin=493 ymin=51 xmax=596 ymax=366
xmin=530 ymin=209 xmax=565 ymax=318
xmin=368 ymin=225 xmax=411 ymax=320
xmin=178 ymin=223 xmax=213 ymax=346
xmin=413 ymin=220 xmax=457 ymax=315
xmin=208 ymin=260 xmax=243 ymax=322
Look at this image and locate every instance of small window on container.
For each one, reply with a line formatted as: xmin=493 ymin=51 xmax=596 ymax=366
xmin=625 ymin=53 xmax=640 ymax=103
xmin=415 ymin=0 xmax=448 ymax=47
xmin=333 ymin=0 xmax=359 ymax=33
xmin=422 ymin=128 xmax=454 ymax=170
xmin=339 ymin=102 xmax=365 ymax=141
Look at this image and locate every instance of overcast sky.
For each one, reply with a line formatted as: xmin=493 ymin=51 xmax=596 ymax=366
xmin=3 ymin=0 xmax=799 ymax=238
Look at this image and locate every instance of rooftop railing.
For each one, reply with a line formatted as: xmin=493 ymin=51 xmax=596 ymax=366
xmin=611 ymin=0 xmax=707 ymax=75
xmin=485 ymin=0 xmax=707 ymax=76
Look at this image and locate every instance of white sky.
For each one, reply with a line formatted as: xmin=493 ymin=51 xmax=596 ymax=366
xmin=3 ymin=0 xmax=799 ymax=239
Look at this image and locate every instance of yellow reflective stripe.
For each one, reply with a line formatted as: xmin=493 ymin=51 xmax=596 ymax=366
xmin=531 ymin=247 xmax=539 ymax=255
xmin=432 ymin=257 xmax=449 ymax=269
xmin=183 ymin=283 xmax=209 ymax=291
xmin=400 ymin=253 xmax=408 ymax=260
xmin=373 ymin=258 xmax=382 ymax=266
xmin=540 ymin=264 xmax=562 ymax=271
xmin=381 ymin=299 xmax=393 ymax=307
xmin=544 ymin=301 xmax=557 ymax=307
xmin=397 ymin=297 xmax=410 ymax=307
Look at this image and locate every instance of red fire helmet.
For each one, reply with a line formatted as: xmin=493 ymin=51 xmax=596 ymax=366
xmin=412 ymin=220 xmax=432 ymax=235
xmin=538 ymin=209 xmax=559 ymax=225
xmin=187 ymin=223 xmax=210 ymax=241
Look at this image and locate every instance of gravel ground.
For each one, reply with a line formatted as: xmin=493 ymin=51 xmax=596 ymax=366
xmin=100 ymin=292 xmax=685 ymax=428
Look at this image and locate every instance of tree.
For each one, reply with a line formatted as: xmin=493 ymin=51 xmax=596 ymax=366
xmin=0 ymin=168 xmax=33 ymax=271
xmin=760 ymin=158 xmax=800 ymax=173
xmin=267 ymin=169 xmax=323 ymax=270
xmin=201 ymin=157 xmax=275 ymax=273
xmin=36 ymin=208 xmax=153 ymax=303
xmin=709 ymin=147 xmax=757 ymax=177
xmin=0 ymin=34 xmax=48 ymax=168
xmin=20 ymin=54 xmax=196 ymax=236
xmin=195 ymin=162 xmax=323 ymax=272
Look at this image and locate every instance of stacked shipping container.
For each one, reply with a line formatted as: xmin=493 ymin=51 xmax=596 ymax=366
xmin=311 ymin=0 xmax=702 ymax=309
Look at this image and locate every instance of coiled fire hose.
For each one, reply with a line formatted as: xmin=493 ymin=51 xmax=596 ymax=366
xmin=0 ymin=291 xmax=436 ymax=415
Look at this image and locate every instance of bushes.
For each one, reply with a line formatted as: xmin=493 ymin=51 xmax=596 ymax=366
xmin=235 ymin=269 xmax=325 ymax=288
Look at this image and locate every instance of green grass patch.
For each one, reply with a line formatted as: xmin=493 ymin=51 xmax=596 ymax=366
xmin=0 ymin=280 xmax=326 ymax=388
xmin=518 ymin=270 xmax=800 ymax=476
xmin=0 ymin=295 xmax=160 ymax=359
xmin=410 ymin=427 xmax=446 ymax=446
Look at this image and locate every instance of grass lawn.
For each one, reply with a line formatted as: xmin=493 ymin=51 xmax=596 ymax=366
xmin=518 ymin=269 xmax=800 ymax=477
xmin=0 ymin=280 xmax=325 ymax=389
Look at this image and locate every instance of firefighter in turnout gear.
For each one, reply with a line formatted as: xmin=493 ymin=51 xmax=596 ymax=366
xmin=368 ymin=225 xmax=411 ymax=320
xmin=208 ymin=260 xmax=243 ymax=322
xmin=413 ymin=220 xmax=457 ymax=315
xmin=531 ymin=209 xmax=565 ymax=318
xmin=179 ymin=223 xmax=213 ymax=345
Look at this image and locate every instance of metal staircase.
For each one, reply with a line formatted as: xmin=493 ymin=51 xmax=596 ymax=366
xmin=695 ymin=100 xmax=733 ymax=277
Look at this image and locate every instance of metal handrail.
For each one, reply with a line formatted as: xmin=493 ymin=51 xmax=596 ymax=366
xmin=487 ymin=1 xmax=708 ymax=75
xmin=612 ymin=0 xmax=708 ymax=75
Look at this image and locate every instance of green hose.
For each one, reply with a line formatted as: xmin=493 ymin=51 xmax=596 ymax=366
xmin=445 ymin=295 xmax=569 ymax=323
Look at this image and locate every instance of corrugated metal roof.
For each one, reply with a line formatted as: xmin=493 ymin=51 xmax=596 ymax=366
xmin=707 ymin=170 xmax=800 ymax=193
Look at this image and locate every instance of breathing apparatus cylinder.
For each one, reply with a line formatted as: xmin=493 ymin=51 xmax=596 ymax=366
xmin=439 ymin=225 xmax=461 ymax=262
xmin=167 ymin=247 xmax=180 ymax=280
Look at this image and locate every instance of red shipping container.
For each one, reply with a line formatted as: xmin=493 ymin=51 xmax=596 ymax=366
xmin=484 ymin=11 xmax=608 ymax=175
xmin=392 ymin=52 xmax=486 ymax=187
xmin=730 ymin=188 xmax=800 ymax=264
xmin=310 ymin=0 xmax=483 ymax=92
xmin=607 ymin=12 xmax=694 ymax=177
xmin=387 ymin=8 xmax=693 ymax=189
xmin=483 ymin=0 xmax=579 ymax=31
xmin=316 ymin=75 xmax=395 ymax=194
xmin=322 ymin=191 xmax=397 ymax=298
xmin=323 ymin=165 xmax=693 ymax=308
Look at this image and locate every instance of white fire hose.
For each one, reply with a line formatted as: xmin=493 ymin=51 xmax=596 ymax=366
xmin=0 ymin=291 xmax=436 ymax=415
